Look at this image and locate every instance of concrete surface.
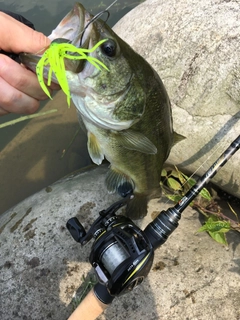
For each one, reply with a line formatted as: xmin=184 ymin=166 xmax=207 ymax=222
xmin=0 ymin=165 xmax=240 ymax=320
xmin=113 ymin=0 xmax=240 ymax=199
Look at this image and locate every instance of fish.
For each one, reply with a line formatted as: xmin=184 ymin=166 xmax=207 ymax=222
xmin=20 ymin=3 xmax=183 ymax=219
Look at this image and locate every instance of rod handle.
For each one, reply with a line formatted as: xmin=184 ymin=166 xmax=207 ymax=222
xmin=68 ymin=289 xmax=108 ymax=320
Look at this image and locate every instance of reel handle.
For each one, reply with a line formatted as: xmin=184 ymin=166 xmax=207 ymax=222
xmin=66 ymin=217 xmax=86 ymax=243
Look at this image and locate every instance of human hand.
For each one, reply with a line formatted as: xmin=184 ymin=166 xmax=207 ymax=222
xmin=0 ymin=12 xmax=58 ymax=116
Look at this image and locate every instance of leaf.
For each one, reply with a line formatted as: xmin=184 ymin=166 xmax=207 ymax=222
xmin=182 ymin=174 xmax=196 ymax=187
xmin=208 ymin=231 xmax=228 ymax=245
xmin=161 ymin=168 xmax=167 ymax=177
xmin=197 ymin=216 xmax=230 ymax=245
xmin=165 ymin=194 xmax=183 ymax=203
xmin=169 ymin=170 xmax=180 ymax=179
xmin=167 ymin=177 xmax=182 ymax=191
xmin=199 ymin=188 xmax=212 ymax=201
xmin=198 ymin=224 xmax=208 ymax=233
xmin=174 ymin=167 xmax=212 ymax=201
xmin=198 ymin=216 xmax=231 ymax=233
xmin=173 ymin=166 xmax=187 ymax=184
xmin=177 ymin=170 xmax=195 ymax=186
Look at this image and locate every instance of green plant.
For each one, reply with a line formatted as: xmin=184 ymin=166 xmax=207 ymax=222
xmin=71 ymin=273 xmax=98 ymax=311
xmin=160 ymin=166 xmax=240 ymax=245
xmin=0 ymin=109 xmax=57 ymax=129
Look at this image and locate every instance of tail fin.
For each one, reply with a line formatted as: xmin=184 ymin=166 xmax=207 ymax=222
xmin=125 ymin=193 xmax=149 ymax=220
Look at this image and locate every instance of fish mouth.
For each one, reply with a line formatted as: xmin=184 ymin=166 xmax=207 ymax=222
xmin=20 ymin=3 xmax=94 ymax=78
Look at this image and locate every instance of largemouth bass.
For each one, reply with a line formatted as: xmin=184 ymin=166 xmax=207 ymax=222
xmin=21 ymin=3 xmax=182 ymax=219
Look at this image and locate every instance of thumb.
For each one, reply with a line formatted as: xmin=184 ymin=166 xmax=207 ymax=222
xmin=17 ymin=28 xmax=50 ymax=54
xmin=0 ymin=12 xmax=50 ymax=54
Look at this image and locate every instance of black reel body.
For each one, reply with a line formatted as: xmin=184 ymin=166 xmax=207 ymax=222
xmin=90 ymin=215 xmax=154 ymax=295
xmin=66 ymin=197 xmax=154 ymax=297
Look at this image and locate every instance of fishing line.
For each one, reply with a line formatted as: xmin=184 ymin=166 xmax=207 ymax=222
xmin=182 ymin=139 xmax=228 ymax=182
xmin=163 ymin=137 xmax=230 ymax=204
xmin=32 ymin=0 xmax=118 ymax=55
xmin=79 ymin=0 xmax=118 ymax=46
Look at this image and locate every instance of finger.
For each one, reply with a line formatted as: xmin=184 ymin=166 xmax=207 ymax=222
xmin=0 ymin=76 xmax=41 ymax=114
xmin=0 ymin=12 xmax=50 ymax=54
xmin=48 ymin=81 xmax=61 ymax=90
xmin=0 ymin=54 xmax=52 ymax=100
xmin=20 ymin=63 xmax=61 ymax=91
xmin=0 ymin=107 xmax=9 ymax=116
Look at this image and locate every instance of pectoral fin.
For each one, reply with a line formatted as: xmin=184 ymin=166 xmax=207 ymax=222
xmin=87 ymin=132 xmax=104 ymax=165
xmin=115 ymin=130 xmax=157 ymax=154
xmin=105 ymin=167 xmax=135 ymax=195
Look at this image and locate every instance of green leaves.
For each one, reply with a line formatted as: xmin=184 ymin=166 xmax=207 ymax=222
xmin=167 ymin=177 xmax=182 ymax=191
xmin=198 ymin=216 xmax=231 ymax=245
xmin=199 ymin=187 xmax=212 ymax=201
xmin=179 ymin=171 xmax=212 ymax=201
xmin=160 ymin=166 xmax=239 ymax=245
xmin=160 ymin=166 xmax=212 ymax=204
xmin=71 ymin=274 xmax=98 ymax=310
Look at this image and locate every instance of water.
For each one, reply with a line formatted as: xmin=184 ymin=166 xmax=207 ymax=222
xmin=0 ymin=0 xmax=144 ymax=214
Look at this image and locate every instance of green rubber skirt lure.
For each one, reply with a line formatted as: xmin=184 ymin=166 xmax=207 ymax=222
xmin=36 ymin=39 xmax=109 ymax=106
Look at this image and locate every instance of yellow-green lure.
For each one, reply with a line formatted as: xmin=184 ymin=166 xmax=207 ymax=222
xmin=36 ymin=39 xmax=109 ymax=106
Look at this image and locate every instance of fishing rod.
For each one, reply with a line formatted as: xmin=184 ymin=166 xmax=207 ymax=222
xmin=66 ymin=134 xmax=240 ymax=320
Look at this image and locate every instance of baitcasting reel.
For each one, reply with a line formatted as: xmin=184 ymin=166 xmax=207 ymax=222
xmin=67 ymin=135 xmax=240 ymax=303
xmin=67 ymin=195 xmax=154 ymax=297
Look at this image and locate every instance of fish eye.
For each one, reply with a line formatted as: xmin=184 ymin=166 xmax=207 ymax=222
xmin=101 ymin=39 xmax=117 ymax=57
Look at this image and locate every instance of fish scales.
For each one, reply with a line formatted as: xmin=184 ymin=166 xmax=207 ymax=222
xmin=20 ymin=3 xmax=182 ymax=219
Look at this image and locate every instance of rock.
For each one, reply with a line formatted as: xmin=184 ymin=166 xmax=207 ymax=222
xmin=0 ymin=165 xmax=118 ymax=320
xmin=1 ymin=165 xmax=240 ymax=319
xmin=113 ymin=0 xmax=240 ymax=198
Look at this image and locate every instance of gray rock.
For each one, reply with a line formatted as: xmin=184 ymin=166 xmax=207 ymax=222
xmin=113 ymin=0 xmax=240 ymax=198
xmin=0 ymin=165 xmax=117 ymax=320
xmin=0 ymin=165 xmax=240 ymax=319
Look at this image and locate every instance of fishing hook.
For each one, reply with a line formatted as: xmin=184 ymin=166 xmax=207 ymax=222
xmin=79 ymin=0 xmax=118 ymax=46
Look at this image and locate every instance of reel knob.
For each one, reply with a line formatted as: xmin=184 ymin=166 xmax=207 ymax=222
xmin=66 ymin=217 xmax=86 ymax=243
